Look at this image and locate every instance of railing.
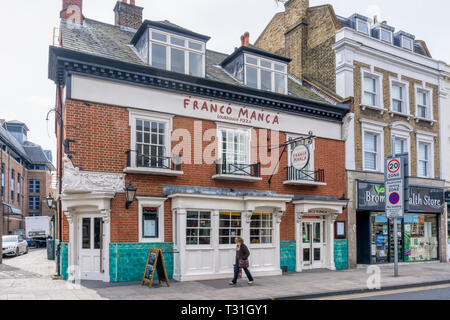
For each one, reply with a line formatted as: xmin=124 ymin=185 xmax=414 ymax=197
xmin=216 ymin=160 xmax=261 ymax=178
xmin=126 ymin=150 xmax=181 ymax=171
xmin=286 ymin=167 xmax=325 ymax=183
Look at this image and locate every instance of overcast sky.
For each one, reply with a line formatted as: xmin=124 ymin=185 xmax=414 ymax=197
xmin=0 ymin=0 xmax=449 ymax=165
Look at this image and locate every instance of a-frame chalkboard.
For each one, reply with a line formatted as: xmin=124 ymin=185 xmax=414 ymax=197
xmin=141 ymin=248 xmax=170 ymax=288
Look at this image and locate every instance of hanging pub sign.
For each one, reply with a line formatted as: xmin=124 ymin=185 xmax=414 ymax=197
xmin=142 ymin=248 xmax=170 ymax=288
xmin=291 ymin=145 xmax=310 ymax=171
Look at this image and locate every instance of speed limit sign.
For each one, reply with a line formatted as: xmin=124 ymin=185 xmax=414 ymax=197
xmin=386 ymin=157 xmax=402 ymax=180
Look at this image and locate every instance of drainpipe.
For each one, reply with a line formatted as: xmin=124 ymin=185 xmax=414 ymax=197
xmin=55 ymin=84 xmax=64 ymax=278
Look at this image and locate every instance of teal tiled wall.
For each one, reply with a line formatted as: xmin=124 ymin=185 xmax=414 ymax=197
xmin=60 ymin=242 xmax=68 ymax=280
xmin=334 ymin=240 xmax=348 ymax=270
xmin=109 ymin=242 xmax=174 ymax=282
xmin=280 ymin=241 xmax=296 ymax=272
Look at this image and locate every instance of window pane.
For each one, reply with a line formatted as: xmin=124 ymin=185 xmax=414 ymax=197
xmin=357 ymin=20 xmax=369 ymax=33
xmin=364 ymin=77 xmax=376 ymax=92
xmin=402 ymin=37 xmax=413 ymax=50
xmin=170 ymin=36 xmax=185 ymax=47
xmin=381 ymin=29 xmax=391 ymax=42
xmin=275 ymin=73 xmax=286 ymax=94
xmin=246 ymin=66 xmax=258 ymax=88
xmin=189 ymin=52 xmax=202 ymax=77
xmin=152 ymin=43 xmax=167 ymax=70
xmin=82 ymin=218 xmax=90 ymax=249
xmin=261 ymin=60 xmax=272 ymax=69
xmin=261 ymin=70 xmax=272 ymax=91
xmin=189 ymin=41 xmax=203 ymax=51
xmin=246 ymin=56 xmax=257 ymax=65
xmin=171 ymin=47 xmax=185 ymax=73
xmin=275 ymin=64 xmax=286 ymax=72
xmin=364 ymin=133 xmax=377 ymax=152
xmin=152 ymin=31 xmax=167 ymax=42
xmin=143 ymin=208 xmax=158 ymax=238
xmin=94 ymin=218 xmax=102 ymax=249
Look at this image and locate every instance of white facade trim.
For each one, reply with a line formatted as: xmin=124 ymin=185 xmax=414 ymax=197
xmin=389 ymin=76 xmax=411 ymax=117
xmin=416 ymin=132 xmax=435 ymax=179
xmin=361 ymin=120 xmax=385 ymax=173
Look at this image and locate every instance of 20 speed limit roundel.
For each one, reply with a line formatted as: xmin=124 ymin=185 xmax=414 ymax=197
xmin=388 ymin=159 xmax=400 ymax=174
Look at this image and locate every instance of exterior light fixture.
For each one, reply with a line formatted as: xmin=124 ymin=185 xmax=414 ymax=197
xmin=125 ymin=181 xmax=137 ymax=209
xmin=46 ymin=194 xmax=55 ymax=209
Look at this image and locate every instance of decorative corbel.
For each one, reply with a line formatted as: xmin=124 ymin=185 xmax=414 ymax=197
xmin=273 ymin=210 xmax=284 ymax=224
xmin=64 ymin=210 xmax=73 ymax=224
xmin=101 ymin=209 xmax=111 ymax=223
xmin=243 ymin=211 xmax=253 ymax=223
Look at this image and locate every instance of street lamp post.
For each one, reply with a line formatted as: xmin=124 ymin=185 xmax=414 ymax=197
xmin=46 ymin=194 xmax=60 ymax=277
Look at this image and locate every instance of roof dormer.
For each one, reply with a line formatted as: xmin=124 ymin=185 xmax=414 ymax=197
xmin=221 ymin=33 xmax=291 ymax=95
xmin=349 ymin=14 xmax=370 ymax=35
xmin=394 ymin=31 xmax=415 ymax=51
xmin=131 ymin=20 xmax=210 ymax=77
xmin=372 ymin=22 xmax=395 ymax=44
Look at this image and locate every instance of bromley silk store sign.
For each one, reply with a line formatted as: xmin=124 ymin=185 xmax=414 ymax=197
xmin=357 ymin=181 xmax=444 ymax=213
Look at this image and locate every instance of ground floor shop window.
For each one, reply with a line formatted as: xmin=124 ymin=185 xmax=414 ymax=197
xmin=404 ymin=214 xmax=438 ymax=261
xmin=186 ymin=211 xmax=211 ymax=245
xmin=219 ymin=212 xmax=241 ymax=245
xmin=250 ymin=213 xmax=273 ymax=244
xmin=369 ymin=212 xmax=439 ymax=263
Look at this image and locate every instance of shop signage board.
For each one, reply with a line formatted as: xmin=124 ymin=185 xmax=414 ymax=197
xmin=291 ymin=145 xmax=310 ymax=171
xmin=142 ymin=248 xmax=170 ymax=288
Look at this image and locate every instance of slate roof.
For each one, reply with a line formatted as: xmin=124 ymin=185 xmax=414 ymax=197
xmin=0 ymin=123 xmax=29 ymax=160
xmin=23 ymin=141 xmax=52 ymax=165
xmin=60 ymin=18 xmax=328 ymax=103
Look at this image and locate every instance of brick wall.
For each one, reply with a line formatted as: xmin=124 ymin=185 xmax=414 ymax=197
xmin=26 ymin=170 xmax=53 ymax=217
xmin=353 ymin=61 xmax=441 ymax=177
xmin=60 ymin=98 xmax=347 ymax=244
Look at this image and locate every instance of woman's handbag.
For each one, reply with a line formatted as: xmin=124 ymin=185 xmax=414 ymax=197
xmin=239 ymin=259 xmax=249 ymax=269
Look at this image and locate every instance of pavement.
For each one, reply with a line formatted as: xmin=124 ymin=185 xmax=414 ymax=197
xmin=0 ymin=249 xmax=449 ymax=300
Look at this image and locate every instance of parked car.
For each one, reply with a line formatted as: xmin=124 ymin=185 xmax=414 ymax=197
xmin=2 ymin=235 xmax=28 ymax=257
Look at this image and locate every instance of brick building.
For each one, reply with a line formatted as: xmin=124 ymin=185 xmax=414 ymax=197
xmin=0 ymin=120 xmax=55 ymax=262
xmin=256 ymin=0 xmax=448 ymax=267
xmin=48 ymin=0 xmax=351 ymax=282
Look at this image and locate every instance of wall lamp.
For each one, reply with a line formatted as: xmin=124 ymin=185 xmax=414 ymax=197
xmin=125 ymin=181 xmax=137 ymax=209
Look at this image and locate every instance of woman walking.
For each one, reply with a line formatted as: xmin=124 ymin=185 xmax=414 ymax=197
xmin=229 ymin=237 xmax=254 ymax=285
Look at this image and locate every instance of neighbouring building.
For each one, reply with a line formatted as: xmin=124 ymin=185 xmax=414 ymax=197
xmin=48 ymin=0 xmax=351 ymax=282
xmin=256 ymin=0 xmax=448 ymax=267
xmin=0 ymin=120 xmax=55 ymax=261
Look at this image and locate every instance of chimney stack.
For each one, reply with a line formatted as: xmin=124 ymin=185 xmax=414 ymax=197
xmin=61 ymin=0 xmax=84 ymax=23
xmin=241 ymin=32 xmax=250 ymax=47
xmin=114 ymin=0 xmax=143 ymax=30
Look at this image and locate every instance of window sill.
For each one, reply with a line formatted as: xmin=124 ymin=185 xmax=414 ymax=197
xmin=389 ymin=111 xmax=412 ymax=120
xmin=414 ymin=117 xmax=436 ymax=126
xmin=360 ymin=104 xmax=385 ymax=114
xmin=185 ymin=246 xmax=214 ymax=251
xmin=139 ymin=238 xmax=164 ymax=243
xmin=212 ymin=174 xmax=262 ymax=182
xmin=283 ymin=180 xmax=327 ymax=186
xmin=123 ymin=167 xmax=184 ymax=176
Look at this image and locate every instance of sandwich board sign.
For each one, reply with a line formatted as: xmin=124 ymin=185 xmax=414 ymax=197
xmin=142 ymin=248 xmax=170 ymax=288
xmin=385 ymin=157 xmax=404 ymax=219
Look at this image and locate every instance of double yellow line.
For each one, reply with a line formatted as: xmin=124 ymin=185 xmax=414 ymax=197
xmin=316 ymin=284 xmax=450 ymax=300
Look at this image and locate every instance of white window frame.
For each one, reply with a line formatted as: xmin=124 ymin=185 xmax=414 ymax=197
xmin=416 ymin=132 xmax=435 ymax=179
xmin=218 ymin=211 xmax=242 ymax=246
xmin=379 ymin=28 xmax=392 ymax=43
xmin=148 ymin=28 xmax=206 ymax=77
xmin=390 ymin=122 xmax=413 ymax=175
xmin=249 ymin=212 xmax=274 ymax=245
xmin=129 ymin=109 xmax=173 ymax=169
xmin=243 ymin=53 xmax=288 ymax=94
xmin=356 ymin=18 xmax=369 ymax=34
xmin=361 ymin=69 xmax=383 ymax=111
xmin=414 ymin=85 xmax=433 ymax=121
xmin=389 ymin=78 xmax=410 ymax=117
xmin=401 ymin=36 xmax=413 ymax=51
xmin=216 ymin=124 xmax=252 ymax=166
xmin=185 ymin=209 xmax=213 ymax=248
xmin=137 ymin=197 xmax=166 ymax=243
xmin=361 ymin=119 xmax=386 ymax=172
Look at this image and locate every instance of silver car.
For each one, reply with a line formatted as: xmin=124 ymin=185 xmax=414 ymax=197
xmin=2 ymin=235 xmax=28 ymax=257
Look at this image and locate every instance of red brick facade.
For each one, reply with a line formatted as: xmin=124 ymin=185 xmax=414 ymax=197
xmin=59 ymin=98 xmax=347 ymax=243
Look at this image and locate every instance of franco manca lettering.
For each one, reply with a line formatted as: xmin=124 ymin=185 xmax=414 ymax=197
xmin=184 ymin=98 xmax=280 ymax=126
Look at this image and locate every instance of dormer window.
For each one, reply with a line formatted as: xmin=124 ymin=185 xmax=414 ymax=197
xmin=149 ymin=29 xmax=205 ymax=77
xmin=401 ymin=36 xmax=413 ymax=50
xmin=356 ymin=19 xmax=369 ymax=34
xmin=244 ymin=54 xmax=287 ymax=94
xmin=380 ymin=28 xmax=392 ymax=43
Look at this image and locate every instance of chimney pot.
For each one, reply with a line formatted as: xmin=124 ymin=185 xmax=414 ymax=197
xmin=61 ymin=0 xmax=83 ymax=22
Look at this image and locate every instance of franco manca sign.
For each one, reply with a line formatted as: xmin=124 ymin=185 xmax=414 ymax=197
xmin=357 ymin=181 xmax=444 ymax=213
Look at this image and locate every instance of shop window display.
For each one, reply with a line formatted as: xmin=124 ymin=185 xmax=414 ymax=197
xmin=371 ymin=213 xmax=389 ymax=263
xmin=404 ymin=214 xmax=438 ymax=261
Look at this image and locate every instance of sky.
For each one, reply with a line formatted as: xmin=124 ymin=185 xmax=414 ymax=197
xmin=0 ymin=0 xmax=449 ymax=165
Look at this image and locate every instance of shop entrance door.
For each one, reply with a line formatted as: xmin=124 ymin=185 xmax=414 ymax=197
xmin=302 ymin=221 xmax=324 ymax=269
xmin=78 ymin=215 xmax=103 ymax=280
